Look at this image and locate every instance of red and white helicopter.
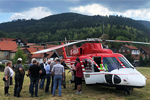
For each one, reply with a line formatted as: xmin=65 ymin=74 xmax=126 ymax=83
xmin=32 ymin=38 xmax=149 ymax=95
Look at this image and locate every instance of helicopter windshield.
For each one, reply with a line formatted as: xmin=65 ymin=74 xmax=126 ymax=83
xmin=118 ymin=57 xmax=134 ymax=68
xmin=103 ymin=57 xmax=123 ymax=72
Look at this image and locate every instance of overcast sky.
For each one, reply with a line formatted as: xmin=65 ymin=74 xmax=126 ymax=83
xmin=0 ymin=0 xmax=150 ymax=23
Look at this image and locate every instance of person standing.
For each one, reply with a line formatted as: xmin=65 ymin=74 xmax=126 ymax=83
xmin=60 ymin=59 xmax=67 ymax=89
xmin=9 ymin=65 xmax=14 ymax=85
xmin=39 ymin=58 xmax=47 ymax=89
xmin=28 ymin=58 xmax=36 ymax=93
xmin=45 ymin=60 xmax=51 ymax=93
xmin=4 ymin=61 xmax=12 ymax=95
xmin=73 ymin=58 xmax=83 ymax=94
xmin=14 ymin=58 xmax=25 ymax=97
xmin=51 ymin=59 xmax=65 ymax=97
xmin=73 ymin=62 xmax=77 ymax=90
xmin=50 ymin=57 xmax=58 ymax=94
xmin=28 ymin=60 xmax=42 ymax=97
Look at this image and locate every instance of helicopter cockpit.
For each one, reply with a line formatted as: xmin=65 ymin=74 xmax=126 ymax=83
xmin=103 ymin=57 xmax=123 ymax=72
xmin=103 ymin=56 xmax=134 ymax=72
xmin=118 ymin=57 xmax=134 ymax=68
xmin=82 ymin=56 xmax=134 ymax=72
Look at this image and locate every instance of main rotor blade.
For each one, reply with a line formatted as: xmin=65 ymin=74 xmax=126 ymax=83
xmin=31 ymin=40 xmax=88 ymax=54
xmin=105 ymin=40 xmax=150 ymax=45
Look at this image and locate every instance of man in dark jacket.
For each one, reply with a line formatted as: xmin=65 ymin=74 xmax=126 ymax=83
xmin=14 ymin=58 xmax=25 ymax=97
xmin=28 ymin=60 xmax=42 ymax=97
xmin=39 ymin=58 xmax=47 ymax=89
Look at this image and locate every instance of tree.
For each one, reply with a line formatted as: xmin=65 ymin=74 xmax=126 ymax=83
xmin=125 ymin=54 xmax=134 ymax=63
xmin=12 ymin=47 xmax=27 ymax=65
xmin=139 ymin=55 xmax=144 ymax=66
xmin=99 ymin=33 xmax=109 ymax=40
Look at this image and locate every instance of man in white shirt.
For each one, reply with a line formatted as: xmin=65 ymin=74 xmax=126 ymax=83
xmin=51 ymin=59 xmax=65 ymax=97
xmin=44 ymin=60 xmax=51 ymax=92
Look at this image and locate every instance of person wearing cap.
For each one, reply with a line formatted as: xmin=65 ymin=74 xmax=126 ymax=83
xmin=50 ymin=57 xmax=58 ymax=94
xmin=14 ymin=58 xmax=25 ymax=97
xmin=44 ymin=60 xmax=51 ymax=93
xmin=73 ymin=57 xmax=83 ymax=94
xmin=51 ymin=59 xmax=65 ymax=97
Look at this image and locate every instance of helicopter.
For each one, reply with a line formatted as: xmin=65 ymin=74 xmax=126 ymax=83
xmin=32 ymin=38 xmax=149 ymax=95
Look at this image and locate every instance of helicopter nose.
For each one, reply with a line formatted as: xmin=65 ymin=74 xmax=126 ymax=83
xmin=123 ymin=74 xmax=146 ymax=87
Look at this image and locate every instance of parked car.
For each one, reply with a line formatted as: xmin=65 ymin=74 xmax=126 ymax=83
xmin=2 ymin=60 xmax=10 ymax=64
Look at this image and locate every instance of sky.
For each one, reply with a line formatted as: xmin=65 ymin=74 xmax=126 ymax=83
xmin=0 ymin=0 xmax=150 ymax=23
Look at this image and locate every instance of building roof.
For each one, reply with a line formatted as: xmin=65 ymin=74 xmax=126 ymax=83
xmin=14 ymin=38 xmax=28 ymax=44
xmin=22 ymin=39 xmax=28 ymax=44
xmin=139 ymin=46 xmax=150 ymax=54
xmin=11 ymin=48 xmax=26 ymax=52
xmin=0 ymin=38 xmax=15 ymax=41
xmin=46 ymin=44 xmax=73 ymax=56
xmin=27 ymin=43 xmax=36 ymax=46
xmin=0 ymin=41 xmax=18 ymax=51
xmin=46 ymin=44 xmax=58 ymax=48
xmin=26 ymin=48 xmax=56 ymax=58
xmin=122 ymin=45 xmax=138 ymax=50
xmin=30 ymin=45 xmax=45 ymax=49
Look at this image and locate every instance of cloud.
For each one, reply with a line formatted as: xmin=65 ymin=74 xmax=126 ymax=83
xmin=70 ymin=4 xmax=113 ymax=16
xmin=70 ymin=3 xmax=150 ymax=20
xmin=10 ymin=7 xmax=52 ymax=20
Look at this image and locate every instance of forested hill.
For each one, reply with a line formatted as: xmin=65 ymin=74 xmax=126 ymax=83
xmin=0 ymin=12 xmax=150 ymax=44
xmin=138 ymin=20 xmax=150 ymax=29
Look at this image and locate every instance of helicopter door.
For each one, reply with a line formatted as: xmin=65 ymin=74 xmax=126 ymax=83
xmin=83 ymin=59 xmax=105 ymax=84
xmin=82 ymin=59 xmax=94 ymax=73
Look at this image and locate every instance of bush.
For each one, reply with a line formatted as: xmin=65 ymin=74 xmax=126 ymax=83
xmin=23 ymin=65 xmax=29 ymax=71
xmin=0 ymin=64 xmax=5 ymax=72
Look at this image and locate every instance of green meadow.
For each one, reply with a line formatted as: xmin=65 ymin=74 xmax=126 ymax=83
xmin=0 ymin=67 xmax=150 ymax=100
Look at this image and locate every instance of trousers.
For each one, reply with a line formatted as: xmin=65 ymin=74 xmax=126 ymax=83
xmin=31 ymin=77 xmax=39 ymax=96
xmin=53 ymin=75 xmax=62 ymax=96
xmin=14 ymin=75 xmax=24 ymax=97
xmin=45 ymin=74 xmax=51 ymax=92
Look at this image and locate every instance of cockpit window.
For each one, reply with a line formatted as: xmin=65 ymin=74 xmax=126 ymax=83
xmin=118 ymin=57 xmax=134 ymax=68
xmin=103 ymin=57 xmax=123 ymax=72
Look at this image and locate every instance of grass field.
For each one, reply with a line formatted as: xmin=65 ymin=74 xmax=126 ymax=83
xmin=0 ymin=67 xmax=150 ymax=100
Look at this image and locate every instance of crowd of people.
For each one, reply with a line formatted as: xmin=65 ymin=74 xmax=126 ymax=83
xmin=3 ymin=57 xmax=83 ymax=97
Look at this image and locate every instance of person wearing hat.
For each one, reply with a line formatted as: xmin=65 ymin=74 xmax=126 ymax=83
xmin=51 ymin=59 xmax=65 ymax=97
xmin=14 ymin=58 xmax=25 ymax=97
